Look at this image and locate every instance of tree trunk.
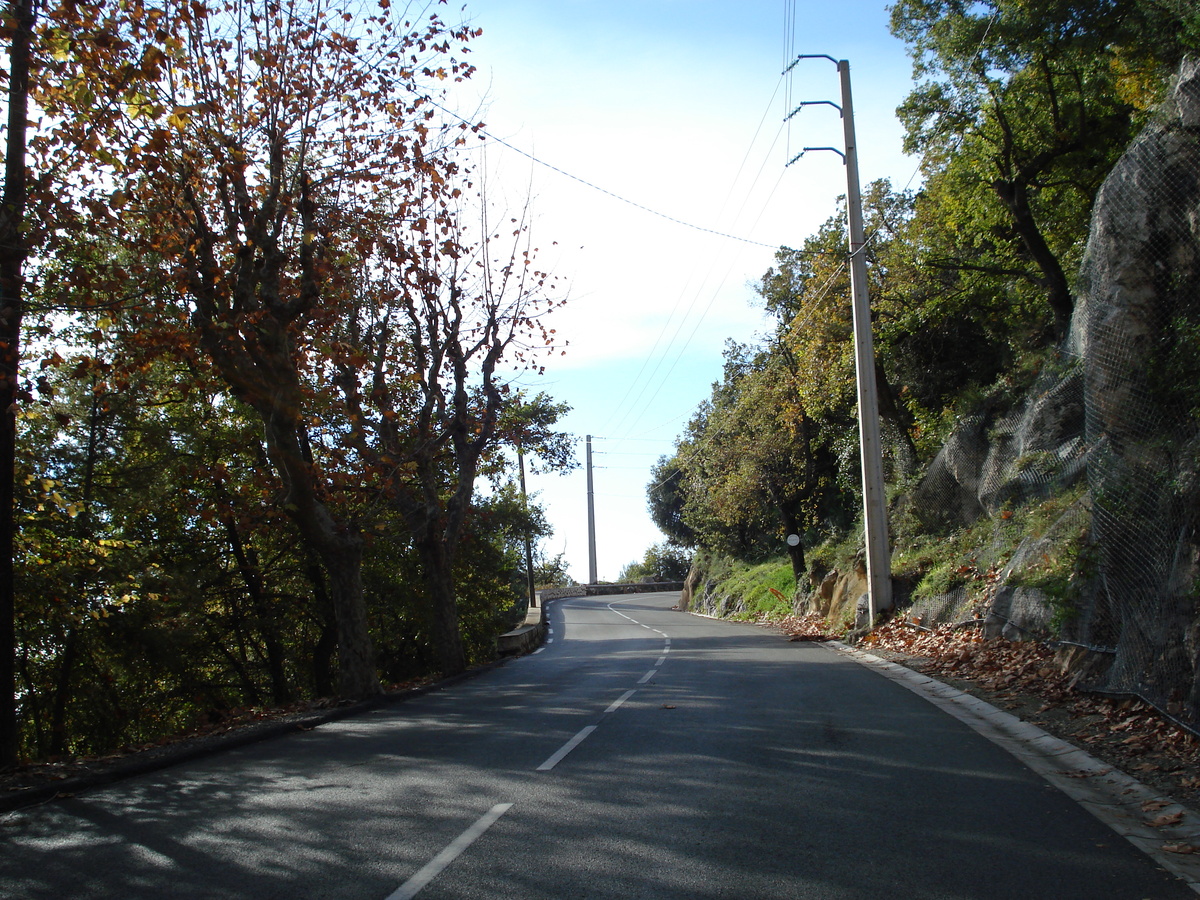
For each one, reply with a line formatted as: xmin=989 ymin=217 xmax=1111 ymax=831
xmin=48 ymin=628 xmax=78 ymax=757
xmin=874 ymin=358 xmax=919 ymax=475
xmin=311 ymin=619 xmax=337 ymax=698
xmin=305 ymin=553 xmax=337 ymax=698
xmin=415 ymin=535 xmax=466 ymax=677
xmin=321 ymin=534 xmax=378 ymax=698
xmin=779 ymin=507 xmax=806 ymax=583
xmin=208 ymin=626 xmax=262 ymax=706
xmin=204 ymin=335 xmax=380 ymax=701
xmin=221 ymin=512 xmax=290 ymax=704
xmin=0 ymin=0 xmax=35 ymax=767
xmin=992 ymin=178 xmax=1074 ymax=340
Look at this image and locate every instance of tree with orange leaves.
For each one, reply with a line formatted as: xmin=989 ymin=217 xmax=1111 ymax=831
xmin=29 ymin=0 xmax=495 ymax=698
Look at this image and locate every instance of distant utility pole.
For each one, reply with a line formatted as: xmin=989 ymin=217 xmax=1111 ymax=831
xmin=517 ymin=442 xmax=537 ymax=608
xmin=586 ymin=435 xmax=598 ymax=584
xmin=786 ymin=55 xmax=893 ymax=623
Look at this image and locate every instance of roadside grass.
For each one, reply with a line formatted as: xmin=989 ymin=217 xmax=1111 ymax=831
xmin=702 ymin=556 xmax=797 ymax=621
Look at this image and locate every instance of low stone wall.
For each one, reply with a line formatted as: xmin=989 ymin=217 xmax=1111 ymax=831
xmin=536 ymin=586 xmax=587 ymax=603
xmin=496 ymin=603 xmax=545 ymax=655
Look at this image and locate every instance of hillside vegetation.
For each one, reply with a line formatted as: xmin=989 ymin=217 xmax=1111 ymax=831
xmin=654 ymin=2 xmax=1200 ymax=729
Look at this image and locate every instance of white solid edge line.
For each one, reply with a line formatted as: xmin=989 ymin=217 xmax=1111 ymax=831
xmin=830 ymin=641 xmax=1200 ymax=894
xmin=537 ymin=725 xmax=598 ymax=771
xmin=605 ymin=689 xmax=637 ymax=714
xmin=385 ymin=803 xmax=514 ymax=900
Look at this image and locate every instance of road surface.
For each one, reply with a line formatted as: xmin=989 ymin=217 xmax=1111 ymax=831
xmin=0 ymin=591 xmax=1191 ymax=898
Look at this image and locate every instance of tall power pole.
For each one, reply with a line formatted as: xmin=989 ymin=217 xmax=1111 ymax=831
xmin=838 ymin=59 xmax=892 ymax=622
xmin=788 ymin=57 xmax=892 ymax=623
xmin=586 ymin=435 xmax=597 ymax=584
xmin=517 ymin=443 xmax=537 ymax=608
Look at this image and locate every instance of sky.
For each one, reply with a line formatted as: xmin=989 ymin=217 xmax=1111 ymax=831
xmin=443 ymin=0 xmax=922 ymax=582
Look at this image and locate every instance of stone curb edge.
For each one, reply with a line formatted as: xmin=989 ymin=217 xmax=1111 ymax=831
xmin=831 ymin=640 xmax=1200 ymax=894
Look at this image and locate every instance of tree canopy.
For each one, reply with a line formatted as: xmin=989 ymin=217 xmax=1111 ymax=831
xmin=657 ymin=3 xmax=1200 ymax=590
xmin=1 ymin=0 xmax=572 ymax=763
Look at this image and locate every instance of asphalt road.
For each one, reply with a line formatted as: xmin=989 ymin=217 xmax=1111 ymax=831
xmin=0 ymin=591 xmax=1192 ymax=898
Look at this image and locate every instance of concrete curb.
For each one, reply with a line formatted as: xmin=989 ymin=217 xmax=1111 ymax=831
xmin=0 ymin=661 xmax=506 ymax=815
xmin=833 ymin=641 xmax=1200 ymax=894
xmin=497 ymin=603 xmax=547 ymax=655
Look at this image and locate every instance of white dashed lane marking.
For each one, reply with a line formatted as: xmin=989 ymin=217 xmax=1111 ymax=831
xmin=537 ymin=726 xmax=598 ymax=772
xmin=605 ymin=690 xmax=637 ymax=714
xmin=532 ymin=598 xmax=673 ymax=774
xmin=386 ymin=803 xmax=513 ymax=900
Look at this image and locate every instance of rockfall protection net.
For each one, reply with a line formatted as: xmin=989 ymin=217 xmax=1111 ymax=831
xmin=1069 ymin=99 xmax=1200 ymax=728
xmin=897 ymin=76 xmax=1200 ymax=730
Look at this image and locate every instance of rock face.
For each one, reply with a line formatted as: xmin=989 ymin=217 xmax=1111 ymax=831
xmin=1068 ymin=56 xmax=1200 ymax=717
xmin=840 ymin=57 xmax=1200 ymax=723
xmin=908 ymin=364 xmax=1088 ymax=535
xmin=808 ymin=556 xmax=868 ymax=628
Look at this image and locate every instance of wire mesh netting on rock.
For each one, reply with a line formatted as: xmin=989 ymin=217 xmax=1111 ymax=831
xmin=1068 ymin=60 xmax=1200 ymax=726
xmin=899 ymin=59 xmax=1200 ymax=729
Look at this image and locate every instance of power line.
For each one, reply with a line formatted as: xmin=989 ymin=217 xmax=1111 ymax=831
xmin=589 ymin=435 xmax=677 ymax=443
xmin=598 ymin=88 xmax=794 ymax=440
xmin=425 ymin=97 xmax=784 ymax=251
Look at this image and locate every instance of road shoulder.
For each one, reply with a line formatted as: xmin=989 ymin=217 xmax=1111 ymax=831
xmin=834 ymin=641 xmax=1200 ymax=895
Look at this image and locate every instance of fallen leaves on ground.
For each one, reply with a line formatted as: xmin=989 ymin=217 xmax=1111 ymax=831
xmin=1150 ymin=810 xmax=1186 ymax=828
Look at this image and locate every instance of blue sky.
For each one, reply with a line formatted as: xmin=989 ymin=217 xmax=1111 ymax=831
xmin=446 ymin=0 xmax=921 ymax=581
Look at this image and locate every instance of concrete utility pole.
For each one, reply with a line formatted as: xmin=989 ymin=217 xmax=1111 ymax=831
xmin=586 ymin=435 xmax=598 ymax=584
xmin=787 ymin=56 xmax=893 ymax=623
xmin=517 ymin=443 xmax=537 ymax=608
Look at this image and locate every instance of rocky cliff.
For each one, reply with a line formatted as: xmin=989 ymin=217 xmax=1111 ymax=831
xmin=796 ymin=57 xmax=1200 ymax=725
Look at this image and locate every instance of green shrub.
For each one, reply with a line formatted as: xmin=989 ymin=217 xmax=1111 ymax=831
xmin=710 ymin=557 xmax=796 ymax=621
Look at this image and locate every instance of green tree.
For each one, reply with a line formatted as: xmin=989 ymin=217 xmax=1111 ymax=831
xmin=3 ymin=0 xmax=572 ymax=758
xmin=618 ymin=542 xmax=691 ymax=583
xmin=760 ymin=183 xmax=919 ymax=473
xmin=16 ymin=296 xmax=328 ymax=755
xmin=34 ymin=0 xmax=488 ymax=698
xmin=658 ymin=340 xmax=854 ymax=577
xmin=325 ymin=208 xmax=565 ymax=677
xmin=647 ymin=455 xmax=695 ymax=549
xmin=890 ymin=0 xmax=1199 ymax=341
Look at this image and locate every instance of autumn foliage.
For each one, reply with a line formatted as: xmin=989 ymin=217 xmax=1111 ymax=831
xmin=1 ymin=0 xmax=568 ymax=763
